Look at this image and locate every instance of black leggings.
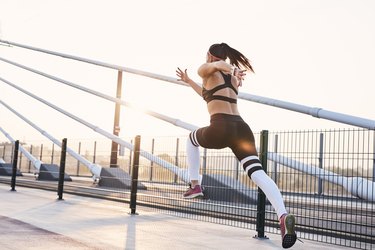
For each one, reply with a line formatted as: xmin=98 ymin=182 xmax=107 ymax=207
xmin=189 ymin=113 xmax=263 ymax=176
xmin=188 ymin=114 xmax=287 ymax=217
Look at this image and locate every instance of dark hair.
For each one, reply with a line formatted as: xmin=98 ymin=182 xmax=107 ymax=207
xmin=209 ymin=43 xmax=254 ymax=73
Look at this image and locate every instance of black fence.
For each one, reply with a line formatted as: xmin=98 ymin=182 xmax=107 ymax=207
xmin=0 ymin=128 xmax=374 ymax=249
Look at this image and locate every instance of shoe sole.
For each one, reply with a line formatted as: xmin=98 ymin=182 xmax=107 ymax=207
xmin=282 ymin=215 xmax=297 ymax=249
xmin=183 ymin=192 xmax=204 ymax=199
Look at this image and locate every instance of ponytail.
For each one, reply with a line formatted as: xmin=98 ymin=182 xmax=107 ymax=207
xmin=209 ymin=43 xmax=254 ymax=73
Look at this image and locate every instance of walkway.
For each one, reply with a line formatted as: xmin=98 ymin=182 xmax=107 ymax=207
xmin=0 ymin=184 xmax=351 ymax=250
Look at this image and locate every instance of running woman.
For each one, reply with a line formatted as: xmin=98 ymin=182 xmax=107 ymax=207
xmin=176 ymin=43 xmax=297 ymax=248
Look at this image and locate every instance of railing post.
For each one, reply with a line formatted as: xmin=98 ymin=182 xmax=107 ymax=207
xmin=110 ymin=70 xmax=123 ymax=168
xmin=57 ymin=138 xmax=67 ymax=200
xmin=10 ymin=140 xmax=19 ymax=192
xmin=202 ymin=148 xmax=207 ymax=175
xmin=256 ymin=130 xmax=269 ymax=239
xmin=76 ymin=142 xmax=81 ymax=176
xmin=130 ymin=135 xmax=141 ymax=215
xmin=28 ymin=145 xmax=33 ymax=173
xmin=18 ymin=148 xmax=23 ymax=170
xmin=51 ymin=143 xmax=55 ymax=164
xmin=318 ymin=133 xmax=324 ymax=195
xmin=174 ymin=138 xmax=179 ymax=183
xmin=93 ymin=141 xmax=97 ymax=164
xmin=149 ymin=138 xmax=155 ymax=181
xmin=271 ymin=134 xmax=278 ymax=183
xmin=40 ymin=143 xmax=43 ymax=161
xmin=372 ymin=132 xmax=375 ymax=182
xmin=2 ymin=144 xmax=5 ymax=159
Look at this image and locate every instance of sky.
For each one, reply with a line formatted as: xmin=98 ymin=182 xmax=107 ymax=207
xmin=0 ymin=0 xmax=375 ymax=145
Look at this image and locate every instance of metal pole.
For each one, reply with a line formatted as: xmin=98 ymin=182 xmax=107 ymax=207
xmin=93 ymin=141 xmax=97 ymax=164
xmin=372 ymin=132 xmax=375 ymax=182
xmin=128 ymin=139 xmax=133 ymax=174
xmin=256 ymin=130 xmax=269 ymax=239
xmin=272 ymin=134 xmax=278 ymax=183
xmin=150 ymin=138 xmax=155 ymax=181
xmin=202 ymin=148 xmax=207 ymax=175
xmin=318 ymin=133 xmax=324 ymax=195
xmin=174 ymin=138 xmax=179 ymax=183
xmin=40 ymin=143 xmax=43 ymax=161
xmin=57 ymin=138 xmax=67 ymax=200
xmin=130 ymin=135 xmax=141 ymax=215
xmin=18 ymin=148 xmax=23 ymax=170
xmin=51 ymin=143 xmax=55 ymax=164
xmin=28 ymin=145 xmax=33 ymax=173
xmin=110 ymin=70 xmax=123 ymax=167
xmin=76 ymin=142 xmax=81 ymax=176
xmin=10 ymin=140 xmax=19 ymax=191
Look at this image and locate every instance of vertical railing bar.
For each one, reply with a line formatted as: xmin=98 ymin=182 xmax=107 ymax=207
xmin=10 ymin=140 xmax=19 ymax=192
xmin=110 ymin=70 xmax=123 ymax=168
xmin=76 ymin=141 xmax=81 ymax=176
xmin=51 ymin=143 xmax=55 ymax=164
xmin=150 ymin=138 xmax=155 ymax=181
xmin=57 ymin=138 xmax=67 ymax=200
xmin=202 ymin=148 xmax=207 ymax=176
xmin=174 ymin=138 xmax=179 ymax=183
xmin=372 ymin=130 xmax=375 ymax=182
xmin=318 ymin=133 xmax=324 ymax=195
xmin=28 ymin=145 xmax=33 ymax=173
xmin=255 ymin=130 xmax=268 ymax=239
xmin=18 ymin=147 xmax=23 ymax=170
xmin=2 ymin=144 xmax=5 ymax=159
xmin=93 ymin=141 xmax=97 ymax=164
xmin=128 ymin=139 xmax=133 ymax=174
xmin=40 ymin=143 xmax=43 ymax=161
xmin=130 ymin=135 xmax=141 ymax=215
xmin=272 ymin=134 xmax=278 ymax=183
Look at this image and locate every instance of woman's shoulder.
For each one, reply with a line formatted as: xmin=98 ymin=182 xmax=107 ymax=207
xmin=198 ymin=62 xmax=221 ymax=78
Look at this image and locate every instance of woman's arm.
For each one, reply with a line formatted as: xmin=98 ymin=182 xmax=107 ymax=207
xmin=176 ymin=68 xmax=202 ymax=96
xmin=198 ymin=61 xmax=247 ymax=87
xmin=197 ymin=61 xmax=233 ymax=78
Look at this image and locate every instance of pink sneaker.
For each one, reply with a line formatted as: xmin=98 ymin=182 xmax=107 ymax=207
xmin=183 ymin=185 xmax=203 ymax=199
xmin=280 ymin=214 xmax=297 ymax=248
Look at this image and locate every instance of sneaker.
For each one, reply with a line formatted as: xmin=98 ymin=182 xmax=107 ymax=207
xmin=183 ymin=185 xmax=204 ymax=199
xmin=280 ymin=214 xmax=297 ymax=248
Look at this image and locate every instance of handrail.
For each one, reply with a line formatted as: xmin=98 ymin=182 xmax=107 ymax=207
xmin=0 ymin=101 xmax=102 ymax=179
xmin=0 ymin=58 xmax=198 ymax=132
xmin=0 ymin=82 xmax=191 ymax=183
xmin=1 ymin=39 xmax=374 ymax=130
xmin=1 ymin=76 xmax=374 ymax=200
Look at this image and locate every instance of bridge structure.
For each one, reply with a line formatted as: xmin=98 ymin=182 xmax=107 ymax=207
xmin=0 ymin=39 xmax=374 ymax=249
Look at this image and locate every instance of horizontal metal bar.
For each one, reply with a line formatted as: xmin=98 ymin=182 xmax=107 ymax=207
xmin=1 ymin=39 xmax=374 ymax=130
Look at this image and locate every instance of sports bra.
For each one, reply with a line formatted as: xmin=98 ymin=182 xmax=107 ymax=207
xmin=202 ymin=72 xmax=238 ymax=104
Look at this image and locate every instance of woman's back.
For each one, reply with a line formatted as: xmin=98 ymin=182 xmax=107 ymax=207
xmin=201 ymin=69 xmax=240 ymax=116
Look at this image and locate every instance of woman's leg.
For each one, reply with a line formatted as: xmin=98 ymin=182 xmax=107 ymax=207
xmin=240 ymin=155 xmax=287 ymax=218
xmin=232 ymin=123 xmax=288 ymax=219
xmin=186 ymin=130 xmax=201 ymax=186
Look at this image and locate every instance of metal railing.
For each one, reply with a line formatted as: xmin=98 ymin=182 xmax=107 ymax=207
xmin=1 ymin=130 xmax=374 ymax=249
xmin=1 ymin=39 xmax=374 ymax=130
xmin=1 ymin=40 xmax=375 ymax=201
xmin=0 ymin=40 xmax=374 ymax=249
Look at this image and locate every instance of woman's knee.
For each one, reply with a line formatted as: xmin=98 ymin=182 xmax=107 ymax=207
xmin=240 ymin=155 xmax=263 ymax=178
xmin=188 ymin=130 xmax=200 ymax=147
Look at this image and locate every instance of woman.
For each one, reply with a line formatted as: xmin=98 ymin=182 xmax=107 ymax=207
xmin=176 ymin=43 xmax=297 ymax=249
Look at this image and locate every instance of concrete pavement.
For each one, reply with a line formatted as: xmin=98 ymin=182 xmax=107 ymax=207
xmin=0 ymin=183 xmax=353 ymax=250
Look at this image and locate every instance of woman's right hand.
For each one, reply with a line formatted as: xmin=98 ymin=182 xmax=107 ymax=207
xmin=176 ymin=67 xmax=191 ymax=83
